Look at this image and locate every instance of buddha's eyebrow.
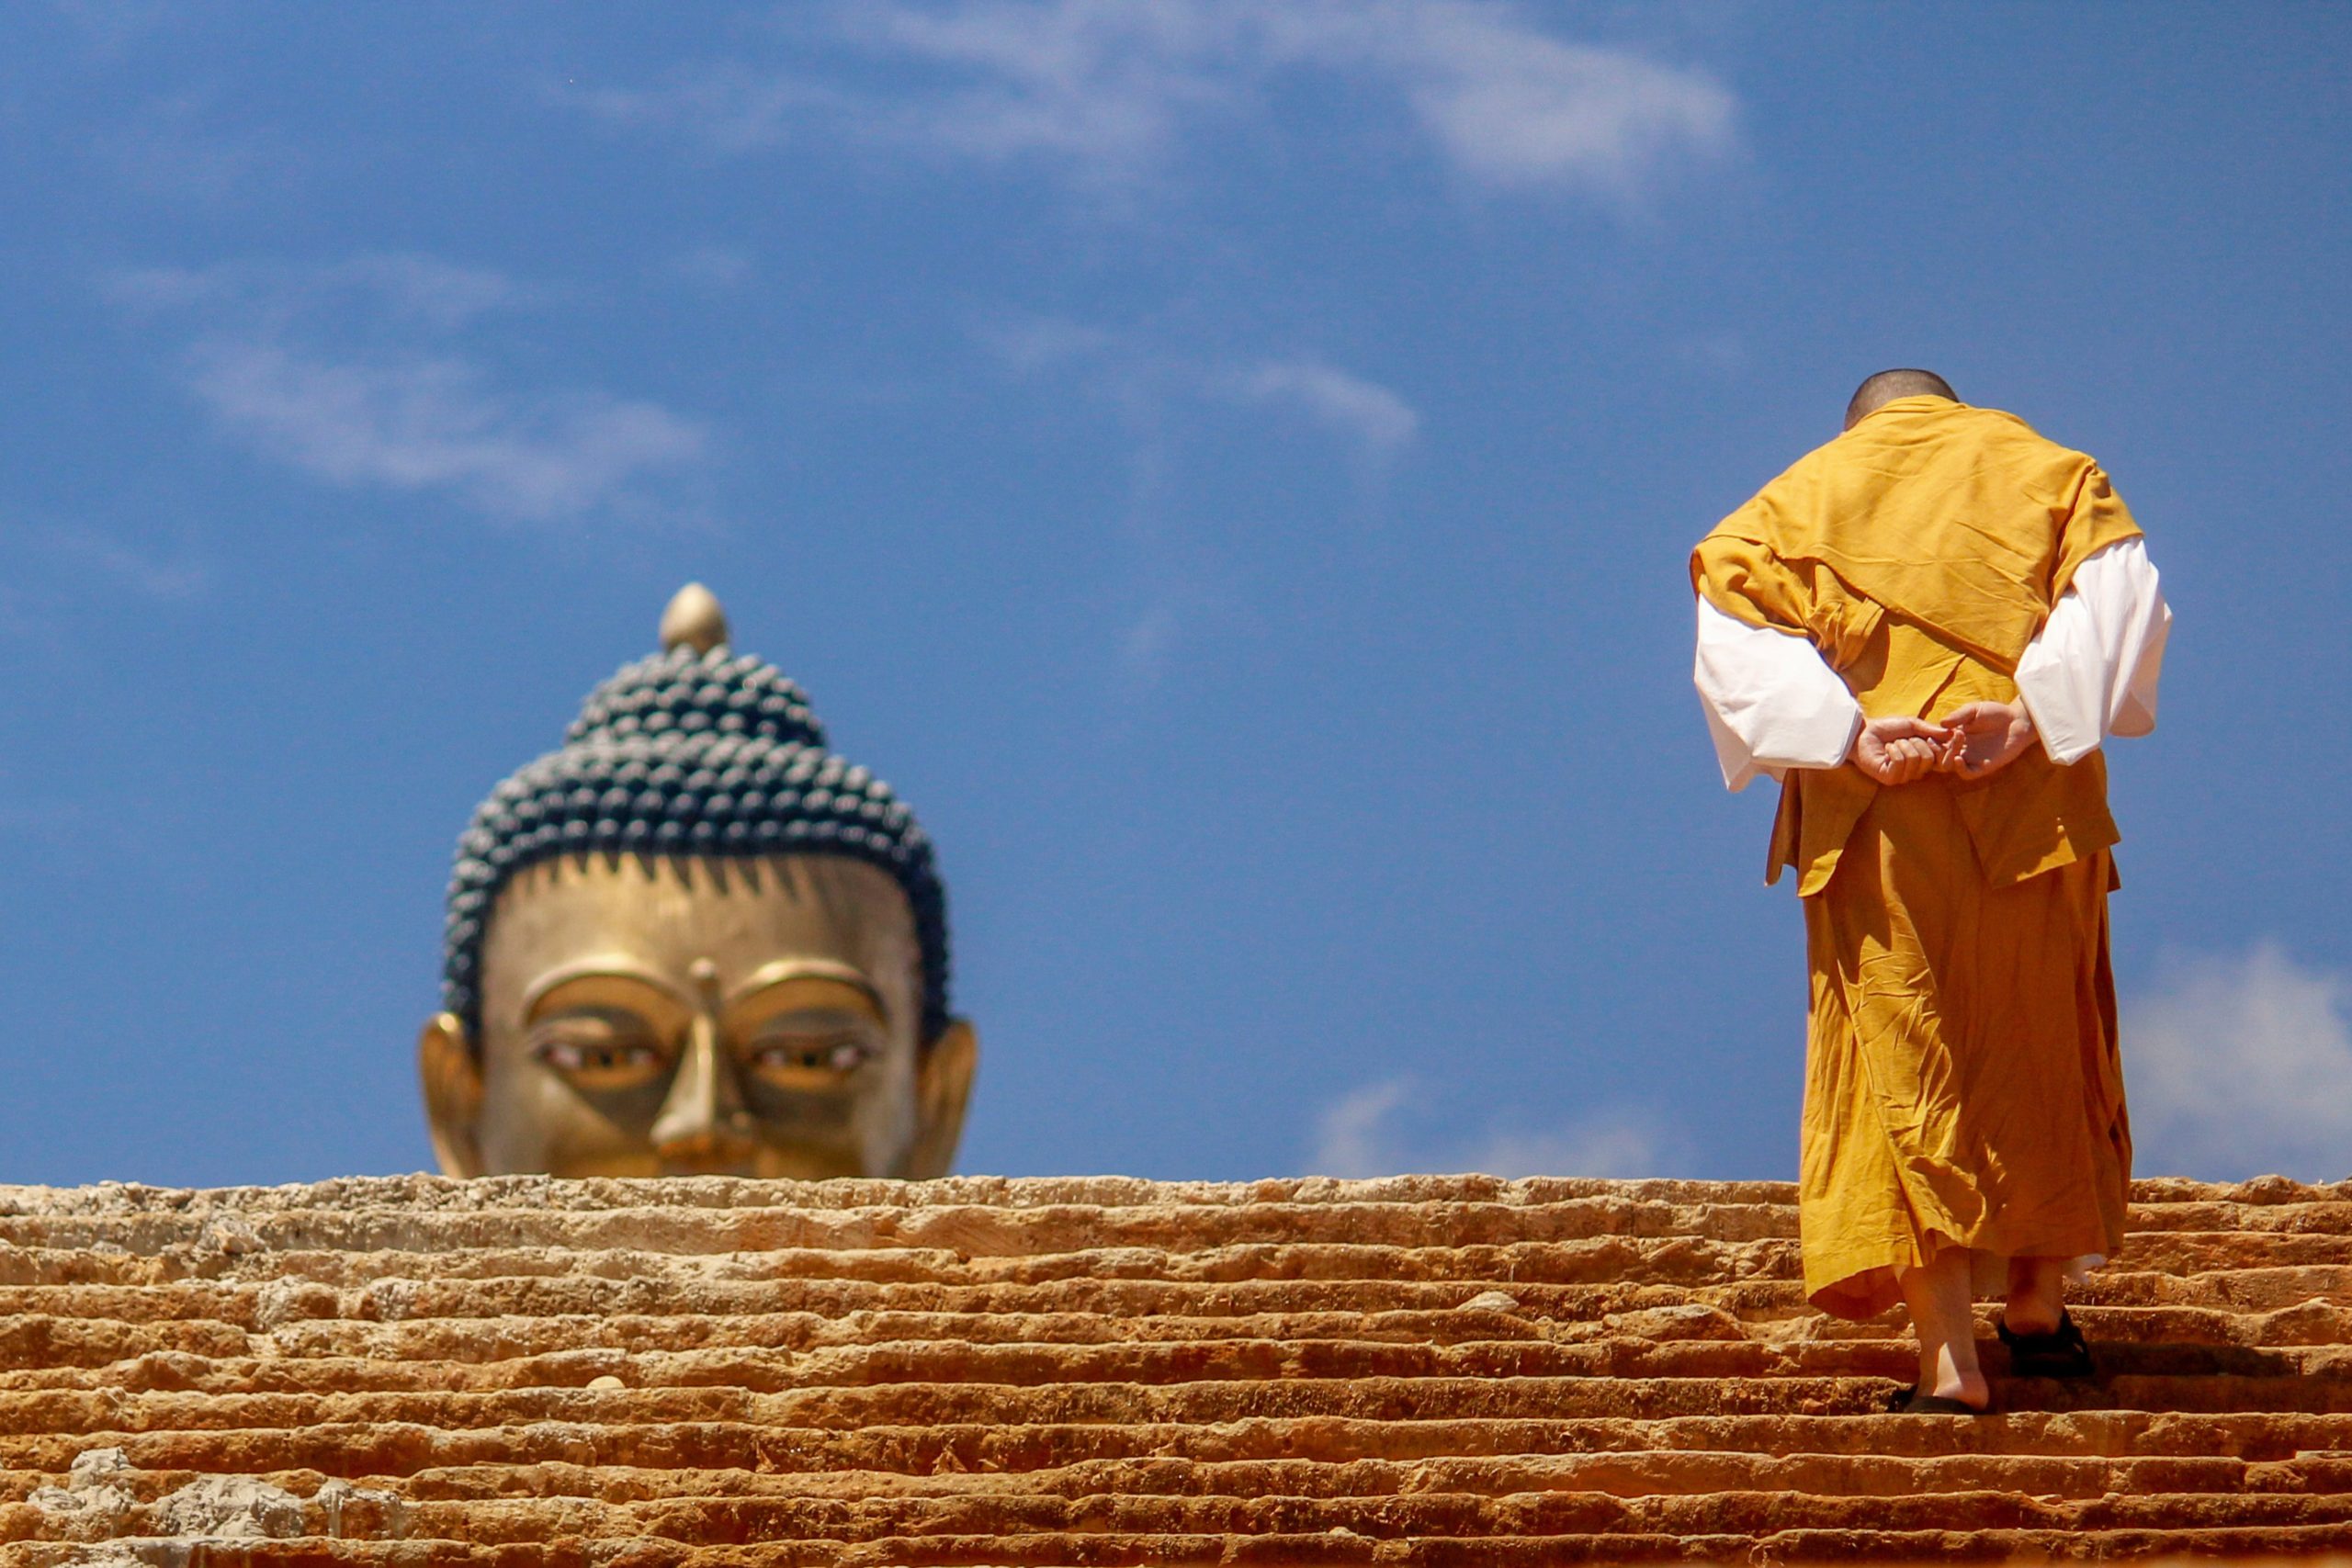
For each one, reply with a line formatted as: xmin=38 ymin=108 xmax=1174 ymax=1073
xmin=521 ymin=962 xmax=688 ymax=1017
xmin=724 ymin=962 xmax=885 ymax=1017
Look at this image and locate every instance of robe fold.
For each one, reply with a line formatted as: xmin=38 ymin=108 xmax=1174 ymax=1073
xmin=1691 ymin=395 xmax=2145 ymax=1320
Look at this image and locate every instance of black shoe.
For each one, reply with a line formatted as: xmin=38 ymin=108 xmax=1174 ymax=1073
xmin=1885 ymin=1384 xmax=1992 ymax=1416
xmin=1998 ymin=1308 xmax=2096 ymax=1380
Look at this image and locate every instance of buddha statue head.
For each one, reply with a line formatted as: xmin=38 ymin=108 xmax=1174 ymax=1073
xmin=417 ymin=585 xmax=978 ymax=1179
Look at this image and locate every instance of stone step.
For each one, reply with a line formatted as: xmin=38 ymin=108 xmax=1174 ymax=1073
xmin=281 ymin=1488 xmax=2352 ymax=1541
xmin=25 ymin=1409 xmax=2352 ymax=1489
xmin=5 ymin=1269 xmax=2333 ymax=1354
xmin=18 ymin=1446 xmax=2352 ymax=1512
xmin=6 ymin=1171 xmax=2335 ymax=1215
xmin=3 ymin=1368 xmax=2346 ymax=1461
xmin=0 ymin=1335 xmax=2342 ymax=1409
xmin=13 ymin=1407 xmax=2352 ymax=1485
xmin=10 ymin=1529 xmax=2352 ymax=1568
xmin=0 ymin=1199 xmax=1801 ymax=1255
xmin=3 ymin=1230 xmax=2340 ymax=1304
xmin=15 ymin=1477 xmax=2352 ymax=1550
xmin=1 ymin=1175 xmax=2342 ymax=1561
xmin=3 ymin=1295 xmax=2346 ymax=1384
xmin=3 ymin=1185 xmax=2344 ymax=1261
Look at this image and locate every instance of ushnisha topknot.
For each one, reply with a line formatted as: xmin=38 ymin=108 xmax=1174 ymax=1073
xmin=440 ymin=585 xmax=950 ymax=1047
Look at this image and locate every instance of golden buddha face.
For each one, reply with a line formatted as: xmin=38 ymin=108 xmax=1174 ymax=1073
xmin=418 ymin=852 xmax=977 ymax=1179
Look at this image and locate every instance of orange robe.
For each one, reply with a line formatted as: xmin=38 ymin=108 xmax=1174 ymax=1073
xmin=1692 ymin=396 xmax=2143 ymax=1320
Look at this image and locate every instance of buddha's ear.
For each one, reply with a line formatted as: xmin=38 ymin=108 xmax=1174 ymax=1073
xmin=901 ymin=1019 xmax=978 ymax=1180
xmin=418 ymin=1012 xmax=486 ymax=1179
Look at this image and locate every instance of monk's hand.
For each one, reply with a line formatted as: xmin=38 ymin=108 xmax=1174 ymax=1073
xmin=1850 ymin=716 xmax=1956 ymax=785
xmin=1942 ymin=701 xmax=2039 ymax=780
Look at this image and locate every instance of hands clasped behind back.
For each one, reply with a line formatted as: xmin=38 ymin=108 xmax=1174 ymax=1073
xmin=1849 ymin=702 xmax=2037 ymax=787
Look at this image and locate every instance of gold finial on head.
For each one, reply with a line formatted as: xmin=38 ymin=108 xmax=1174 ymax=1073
xmin=660 ymin=582 xmax=729 ymax=655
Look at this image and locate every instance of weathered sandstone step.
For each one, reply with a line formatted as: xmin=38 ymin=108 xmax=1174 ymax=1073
xmin=14 ymin=1410 xmax=2352 ymax=1495
xmin=6 ymin=1170 xmax=2335 ymax=1212
xmin=22 ymin=1445 xmax=2352 ymax=1514
xmin=6 ymin=1370 xmax=2348 ymax=1466
xmin=14 ymin=1532 xmax=2352 ymax=1568
xmin=16 ymin=1479 xmax=2352 ymax=1551
xmin=9 ymin=1539 xmax=2352 ymax=1568
xmin=3 ymin=1176 xmax=2340 ymax=1253
xmin=3 ymin=1337 xmax=2346 ymax=1416
xmin=4 ymin=1270 xmax=2345 ymax=1352
xmin=3 ymin=1295 xmax=2346 ymax=1389
xmin=0 ymin=1174 xmax=2343 ymax=1562
xmin=14 ymin=1406 xmax=2352 ymax=1489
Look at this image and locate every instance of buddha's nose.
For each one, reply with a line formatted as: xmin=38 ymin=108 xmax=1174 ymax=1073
xmin=650 ymin=1010 xmax=756 ymax=1172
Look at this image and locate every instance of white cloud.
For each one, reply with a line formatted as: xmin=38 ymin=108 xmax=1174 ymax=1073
xmin=29 ymin=525 xmax=208 ymax=603
xmin=973 ymin=312 xmax=1125 ymax=375
xmin=1313 ymin=1079 xmax=1420 ymax=1177
xmin=567 ymin=0 xmax=1735 ymax=198
xmin=969 ymin=312 xmax=1414 ymax=694
xmin=46 ymin=1 xmax=175 ymax=54
xmin=114 ymin=256 xmax=706 ymax=525
xmin=977 ymin=316 xmax=1416 ymax=454
xmin=667 ymin=244 xmax=756 ymax=289
xmin=969 ymin=318 xmax=1413 ymax=684
xmin=1310 ymin=1077 xmax=1679 ymax=1179
xmin=96 ymin=90 xmax=303 ymax=207
xmin=1334 ymin=6 xmax=1735 ymax=194
xmin=842 ymin=1 xmax=1238 ymax=178
xmin=2126 ymin=943 xmax=2352 ymax=1182
xmin=114 ymin=255 xmax=537 ymax=333
xmin=184 ymin=343 xmax=705 ymax=525
xmin=568 ymin=65 xmax=855 ymax=155
xmin=0 ymin=521 xmax=209 ymax=644
xmin=1233 ymin=358 xmax=1419 ymax=453
xmin=1119 ymin=598 xmax=1181 ymax=688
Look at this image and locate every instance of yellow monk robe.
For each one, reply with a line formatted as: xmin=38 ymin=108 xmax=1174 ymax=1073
xmin=1692 ymin=395 xmax=2144 ymax=1320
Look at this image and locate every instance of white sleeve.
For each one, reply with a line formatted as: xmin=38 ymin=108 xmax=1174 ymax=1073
xmin=1693 ymin=597 xmax=1863 ymax=793
xmin=2014 ymin=537 xmax=2172 ymax=765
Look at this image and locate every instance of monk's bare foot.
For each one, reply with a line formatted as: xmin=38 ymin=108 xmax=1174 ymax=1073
xmin=1917 ymin=1345 xmax=1991 ymax=1410
xmin=1900 ymin=1247 xmax=1991 ymax=1410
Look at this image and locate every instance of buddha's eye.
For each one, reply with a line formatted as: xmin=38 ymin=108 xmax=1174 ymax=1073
xmin=529 ymin=1010 xmax=668 ymax=1089
xmin=742 ymin=1025 xmax=875 ymax=1088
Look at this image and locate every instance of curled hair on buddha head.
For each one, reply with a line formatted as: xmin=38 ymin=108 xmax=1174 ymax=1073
xmin=440 ymin=584 xmax=950 ymax=1050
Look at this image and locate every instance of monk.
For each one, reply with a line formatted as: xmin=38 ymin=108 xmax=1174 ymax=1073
xmin=1691 ymin=369 xmax=2171 ymax=1414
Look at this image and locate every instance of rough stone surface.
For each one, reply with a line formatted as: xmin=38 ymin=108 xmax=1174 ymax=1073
xmin=0 ymin=1172 xmax=2347 ymax=1565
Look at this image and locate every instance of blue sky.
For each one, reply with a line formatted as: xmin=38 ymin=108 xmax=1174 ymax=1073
xmin=4 ymin=2 xmax=2347 ymax=1189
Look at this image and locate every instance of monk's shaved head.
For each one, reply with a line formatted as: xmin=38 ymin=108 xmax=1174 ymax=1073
xmin=1844 ymin=368 xmax=1957 ymax=430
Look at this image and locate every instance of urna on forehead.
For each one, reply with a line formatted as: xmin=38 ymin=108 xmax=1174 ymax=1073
xmin=439 ymin=584 xmax=952 ymax=1045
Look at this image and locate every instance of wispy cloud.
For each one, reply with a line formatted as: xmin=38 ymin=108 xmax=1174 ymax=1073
xmin=28 ymin=524 xmax=208 ymax=604
xmin=563 ymin=0 xmax=1736 ymax=200
xmin=974 ymin=313 xmax=1416 ymax=689
xmin=114 ymin=254 xmax=541 ymax=336
xmin=666 ymin=244 xmax=757 ymax=290
xmin=0 ymin=520 xmax=209 ymax=644
xmin=45 ymin=1 xmax=180 ymax=58
xmin=113 ymin=256 xmax=706 ymax=525
xmin=1329 ymin=4 xmax=1736 ymax=194
xmin=973 ymin=312 xmax=1125 ymax=374
xmin=95 ymin=88 xmax=306 ymax=208
xmin=1310 ymin=1077 xmax=1681 ymax=1179
xmin=2126 ymin=943 xmax=2352 ymax=1182
xmin=978 ymin=312 xmax=1419 ymax=455
xmin=183 ymin=344 xmax=704 ymax=525
xmin=1230 ymin=358 xmax=1420 ymax=454
xmin=568 ymin=65 xmax=854 ymax=156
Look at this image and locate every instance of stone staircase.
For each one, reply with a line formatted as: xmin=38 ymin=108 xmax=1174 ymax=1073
xmin=0 ymin=1173 xmax=2346 ymax=1564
